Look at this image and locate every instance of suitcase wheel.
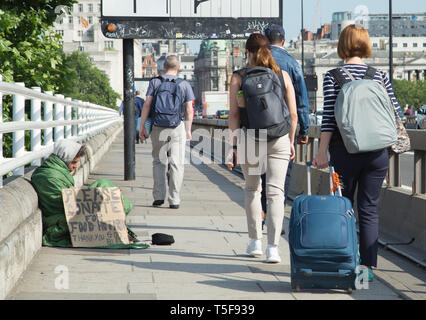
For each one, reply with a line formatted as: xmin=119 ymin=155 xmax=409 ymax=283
xmin=291 ymin=283 xmax=301 ymax=292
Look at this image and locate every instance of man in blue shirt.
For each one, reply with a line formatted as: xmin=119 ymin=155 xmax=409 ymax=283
xmin=265 ymin=25 xmax=310 ymax=141
xmin=260 ymin=25 xmax=310 ymax=227
xmin=119 ymin=90 xmax=144 ymax=144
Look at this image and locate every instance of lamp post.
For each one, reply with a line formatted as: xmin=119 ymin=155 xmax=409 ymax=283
xmin=389 ymin=0 xmax=393 ymax=85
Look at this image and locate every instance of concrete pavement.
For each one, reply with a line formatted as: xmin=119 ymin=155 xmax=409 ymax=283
xmin=7 ymin=133 xmax=426 ymax=300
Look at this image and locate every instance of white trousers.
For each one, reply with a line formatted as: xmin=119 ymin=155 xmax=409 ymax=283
xmin=240 ymin=134 xmax=291 ymax=246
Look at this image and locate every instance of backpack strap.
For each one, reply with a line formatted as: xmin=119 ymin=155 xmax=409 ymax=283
xmin=278 ymin=70 xmax=286 ymax=98
xmin=329 ymin=68 xmax=350 ymax=88
xmin=363 ymin=66 xmax=377 ymax=80
xmin=233 ymin=68 xmax=248 ymax=89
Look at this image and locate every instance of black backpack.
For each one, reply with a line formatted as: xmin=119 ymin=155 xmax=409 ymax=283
xmin=236 ymin=67 xmax=291 ymax=142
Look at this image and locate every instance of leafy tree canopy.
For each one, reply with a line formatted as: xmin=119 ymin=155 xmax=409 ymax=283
xmin=393 ymin=80 xmax=426 ymax=111
xmin=0 ymin=0 xmax=120 ymax=109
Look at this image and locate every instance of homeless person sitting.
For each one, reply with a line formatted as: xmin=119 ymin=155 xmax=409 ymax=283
xmin=31 ymin=139 xmax=148 ymax=249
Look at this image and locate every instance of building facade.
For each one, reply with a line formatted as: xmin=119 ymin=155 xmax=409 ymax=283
xmin=194 ymin=40 xmax=246 ymax=106
xmin=53 ymin=0 xmax=142 ymax=102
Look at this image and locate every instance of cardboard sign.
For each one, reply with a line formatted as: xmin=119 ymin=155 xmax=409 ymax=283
xmin=62 ymin=187 xmax=129 ymax=247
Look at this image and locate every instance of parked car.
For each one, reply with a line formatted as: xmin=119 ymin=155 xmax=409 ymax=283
xmin=215 ymin=110 xmax=229 ymax=119
xmin=416 ymin=105 xmax=426 ymax=129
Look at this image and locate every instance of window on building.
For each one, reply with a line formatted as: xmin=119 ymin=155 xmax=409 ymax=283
xmin=372 ymin=43 xmax=378 ymax=48
xmin=88 ymin=4 xmax=93 ymax=12
xmin=423 ymin=43 xmax=426 ymax=47
xmin=413 ymin=43 xmax=418 ymax=48
xmin=68 ymin=16 xmax=73 ymax=24
xmin=212 ymin=79 xmax=218 ymax=90
xmin=403 ymin=43 xmax=408 ymax=48
xmin=88 ymin=16 xmax=93 ymax=24
xmin=393 ymin=43 xmax=398 ymax=48
xmin=105 ymin=41 xmax=114 ymax=49
xmin=78 ymin=30 xmax=83 ymax=37
xmin=78 ymin=46 xmax=84 ymax=52
xmin=78 ymin=4 xmax=83 ymax=12
xmin=56 ymin=30 xmax=64 ymax=36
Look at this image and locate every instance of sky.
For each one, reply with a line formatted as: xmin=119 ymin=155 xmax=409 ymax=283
xmin=187 ymin=0 xmax=425 ymax=53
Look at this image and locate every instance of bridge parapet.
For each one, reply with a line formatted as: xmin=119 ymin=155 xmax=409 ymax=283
xmin=0 ymin=75 xmax=122 ymax=187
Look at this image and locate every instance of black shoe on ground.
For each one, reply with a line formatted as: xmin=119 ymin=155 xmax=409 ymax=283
xmin=169 ymin=204 xmax=179 ymax=209
xmin=152 ymin=200 xmax=164 ymax=207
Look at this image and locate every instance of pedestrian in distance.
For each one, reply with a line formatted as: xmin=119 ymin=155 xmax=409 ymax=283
xmin=139 ymin=55 xmax=195 ymax=209
xmin=227 ymin=33 xmax=298 ymax=263
xmin=259 ymin=25 xmax=310 ymax=233
xmin=312 ymin=24 xmax=403 ymax=282
xmin=134 ymin=90 xmax=145 ymax=144
xmin=118 ymin=90 xmax=144 ymax=144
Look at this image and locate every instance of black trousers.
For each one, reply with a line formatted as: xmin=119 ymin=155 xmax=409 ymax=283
xmin=329 ymin=144 xmax=389 ymax=267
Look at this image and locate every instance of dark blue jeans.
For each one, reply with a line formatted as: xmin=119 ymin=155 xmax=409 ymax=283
xmin=329 ymin=144 xmax=389 ymax=267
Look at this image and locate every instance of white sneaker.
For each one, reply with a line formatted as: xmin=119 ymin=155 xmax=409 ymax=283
xmin=246 ymin=239 xmax=262 ymax=257
xmin=266 ymin=245 xmax=281 ymax=263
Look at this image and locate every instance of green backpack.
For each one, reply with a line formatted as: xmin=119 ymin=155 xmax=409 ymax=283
xmin=329 ymin=66 xmax=397 ymax=154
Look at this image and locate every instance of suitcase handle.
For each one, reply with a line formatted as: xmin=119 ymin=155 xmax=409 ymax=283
xmin=301 ymin=268 xmax=352 ymax=278
xmin=306 ymin=162 xmax=342 ymax=197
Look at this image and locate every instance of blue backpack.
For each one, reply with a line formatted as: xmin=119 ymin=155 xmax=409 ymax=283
xmin=152 ymin=76 xmax=185 ymax=128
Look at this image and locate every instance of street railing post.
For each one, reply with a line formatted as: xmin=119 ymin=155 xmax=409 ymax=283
xmin=388 ymin=152 xmax=401 ymax=188
xmin=31 ymin=87 xmax=42 ymax=166
xmin=65 ymin=97 xmax=72 ymax=138
xmin=413 ymin=150 xmax=426 ymax=195
xmin=44 ymin=91 xmax=54 ymax=148
xmin=12 ymin=82 xmax=26 ymax=176
xmin=54 ymin=94 xmax=65 ymax=141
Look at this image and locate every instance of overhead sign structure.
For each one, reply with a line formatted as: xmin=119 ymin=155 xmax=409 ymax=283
xmin=101 ymin=0 xmax=283 ymax=39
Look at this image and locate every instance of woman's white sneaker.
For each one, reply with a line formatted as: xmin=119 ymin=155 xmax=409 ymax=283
xmin=266 ymin=245 xmax=281 ymax=263
xmin=246 ymin=239 xmax=262 ymax=257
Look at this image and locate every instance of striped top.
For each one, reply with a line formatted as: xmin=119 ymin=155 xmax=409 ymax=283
xmin=321 ymin=64 xmax=402 ymax=133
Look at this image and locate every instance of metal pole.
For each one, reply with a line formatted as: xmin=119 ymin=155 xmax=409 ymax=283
xmin=123 ymin=38 xmax=136 ymax=181
xmin=389 ymin=0 xmax=393 ymax=85
xmin=301 ymin=0 xmax=305 ymax=73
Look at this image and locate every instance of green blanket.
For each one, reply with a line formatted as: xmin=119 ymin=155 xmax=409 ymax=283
xmin=31 ymin=154 xmax=148 ymax=249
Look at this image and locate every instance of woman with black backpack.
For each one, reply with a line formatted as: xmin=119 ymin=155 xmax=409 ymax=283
xmin=226 ymin=33 xmax=298 ymax=263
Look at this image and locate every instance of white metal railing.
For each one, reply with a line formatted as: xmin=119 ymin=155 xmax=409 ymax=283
xmin=0 ymin=75 xmax=122 ymax=187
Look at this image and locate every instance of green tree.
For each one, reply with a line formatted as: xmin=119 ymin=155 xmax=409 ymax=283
xmin=0 ymin=0 xmax=77 ymax=90
xmin=393 ymin=79 xmax=426 ymax=111
xmin=59 ymin=51 xmax=121 ymax=110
